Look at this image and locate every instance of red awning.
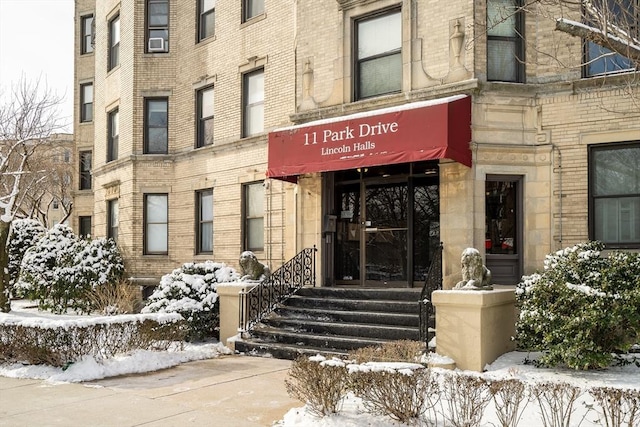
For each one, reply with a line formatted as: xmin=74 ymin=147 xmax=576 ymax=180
xmin=267 ymin=94 xmax=471 ymax=180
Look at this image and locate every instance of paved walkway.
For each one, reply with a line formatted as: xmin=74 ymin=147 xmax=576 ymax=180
xmin=0 ymin=355 xmax=300 ymax=427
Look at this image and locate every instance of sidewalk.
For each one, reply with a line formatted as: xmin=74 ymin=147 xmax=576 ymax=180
xmin=0 ymin=355 xmax=300 ymax=427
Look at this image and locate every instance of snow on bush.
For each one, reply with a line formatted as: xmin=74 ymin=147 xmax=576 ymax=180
xmin=7 ymin=218 xmax=46 ymax=295
xmin=15 ymin=224 xmax=125 ymax=314
xmin=516 ymin=241 xmax=640 ymax=369
xmin=142 ymin=261 xmax=240 ymax=341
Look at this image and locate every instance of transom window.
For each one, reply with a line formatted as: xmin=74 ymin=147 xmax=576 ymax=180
xmin=144 ymin=194 xmax=168 ymax=254
xmin=584 ymin=0 xmax=638 ymax=76
xmin=197 ymin=86 xmax=214 ymax=147
xmin=144 ymin=98 xmax=168 ymax=154
xmin=589 ymin=142 xmax=640 ymax=247
xmin=147 ymin=0 xmax=169 ymax=52
xmin=198 ymin=0 xmax=215 ymax=41
xmin=81 ymin=14 xmax=94 ymax=54
xmin=486 ymin=0 xmax=525 ymax=82
xmin=355 ymin=9 xmax=402 ymax=100
xmin=242 ymin=69 xmax=264 ymax=137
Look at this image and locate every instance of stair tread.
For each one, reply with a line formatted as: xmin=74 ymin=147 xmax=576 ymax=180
xmin=264 ymin=317 xmax=419 ymax=332
xmin=278 ymin=306 xmax=419 ymax=317
xmin=252 ymin=324 xmax=393 ymax=343
xmin=235 ymin=339 xmax=349 ymax=358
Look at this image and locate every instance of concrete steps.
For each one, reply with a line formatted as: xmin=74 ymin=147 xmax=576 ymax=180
xmin=234 ymin=287 xmax=422 ymax=360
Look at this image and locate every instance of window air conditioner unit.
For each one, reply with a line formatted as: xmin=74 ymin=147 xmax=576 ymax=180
xmin=148 ymin=37 xmax=165 ymax=52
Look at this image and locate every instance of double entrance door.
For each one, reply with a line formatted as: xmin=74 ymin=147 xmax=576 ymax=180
xmin=331 ymin=163 xmax=439 ymax=287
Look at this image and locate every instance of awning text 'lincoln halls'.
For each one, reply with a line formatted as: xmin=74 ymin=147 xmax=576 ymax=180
xmin=267 ymin=94 xmax=472 ymax=180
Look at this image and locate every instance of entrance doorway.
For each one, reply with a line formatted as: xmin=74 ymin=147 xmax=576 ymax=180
xmin=485 ymin=176 xmax=523 ymax=285
xmin=330 ymin=162 xmax=440 ymax=287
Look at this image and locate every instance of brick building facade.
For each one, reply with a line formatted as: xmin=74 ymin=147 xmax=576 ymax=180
xmin=72 ymin=0 xmax=640 ymax=290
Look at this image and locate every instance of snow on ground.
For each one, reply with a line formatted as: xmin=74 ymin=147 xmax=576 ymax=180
xmin=0 ymin=300 xmax=232 ymax=383
xmin=278 ymin=351 xmax=640 ymax=427
xmin=2 ymin=301 xmax=639 ymax=426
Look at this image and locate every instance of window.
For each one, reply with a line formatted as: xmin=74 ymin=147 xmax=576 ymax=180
xmin=147 ymin=0 xmax=169 ymax=52
xmin=243 ymin=0 xmax=264 ymax=22
xmin=81 ymin=14 xmax=94 ymax=54
xmin=487 ymin=0 xmax=525 ymax=82
xmin=196 ymin=189 xmax=213 ymax=253
xmin=108 ymin=15 xmax=120 ymax=70
xmin=242 ymin=69 xmax=264 ymax=137
xmin=354 ymin=9 xmax=402 ymax=100
xmin=107 ymin=108 xmax=119 ymax=162
xmin=584 ymin=0 xmax=637 ymax=76
xmin=52 ymin=200 xmax=59 ymax=209
xmin=198 ymin=0 xmax=215 ymax=41
xmin=243 ymin=182 xmax=264 ymax=251
xmin=63 ymin=150 xmax=71 ymax=163
xmin=80 ymin=83 xmax=93 ymax=123
xmin=107 ymin=199 xmax=119 ymax=242
xmin=144 ymin=194 xmax=168 ymax=254
xmin=589 ymin=142 xmax=640 ymax=247
xmin=79 ymin=151 xmax=92 ymax=190
xmin=197 ymin=86 xmax=214 ymax=147
xmin=79 ymin=216 xmax=92 ymax=238
xmin=145 ymin=98 xmax=168 ymax=154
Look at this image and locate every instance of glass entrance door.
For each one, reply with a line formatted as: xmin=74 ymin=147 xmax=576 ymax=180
xmin=485 ymin=177 xmax=523 ymax=284
xmin=332 ymin=162 xmax=440 ymax=287
xmin=364 ymin=182 xmax=408 ymax=285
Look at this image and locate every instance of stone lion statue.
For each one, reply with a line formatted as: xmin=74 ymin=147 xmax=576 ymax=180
xmin=239 ymin=251 xmax=271 ymax=282
xmin=453 ymin=248 xmax=493 ymax=290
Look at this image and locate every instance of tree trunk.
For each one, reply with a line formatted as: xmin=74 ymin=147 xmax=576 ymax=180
xmin=0 ymin=220 xmax=11 ymax=312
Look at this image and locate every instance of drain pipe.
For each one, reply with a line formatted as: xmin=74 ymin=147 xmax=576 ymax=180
xmin=553 ymin=143 xmax=563 ymax=248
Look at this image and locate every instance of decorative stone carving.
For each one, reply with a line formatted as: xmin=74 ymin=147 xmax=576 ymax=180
xmin=444 ymin=18 xmax=471 ymax=83
xmin=453 ymin=248 xmax=493 ymax=290
xmin=239 ymin=251 xmax=271 ymax=282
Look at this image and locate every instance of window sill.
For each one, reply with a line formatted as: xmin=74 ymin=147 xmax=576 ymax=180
xmin=197 ymin=35 xmax=217 ymax=46
xmin=240 ymin=13 xmax=266 ymax=28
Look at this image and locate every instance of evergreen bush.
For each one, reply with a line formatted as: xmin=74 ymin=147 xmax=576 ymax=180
xmin=7 ymin=219 xmax=46 ymax=296
xmin=15 ymin=225 xmax=125 ymax=314
xmin=142 ymin=261 xmax=239 ymax=341
xmin=516 ymin=241 xmax=640 ymax=369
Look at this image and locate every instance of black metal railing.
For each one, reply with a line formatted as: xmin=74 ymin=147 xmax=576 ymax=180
xmin=419 ymin=242 xmax=443 ymax=346
xmin=239 ymin=246 xmax=317 ymax=333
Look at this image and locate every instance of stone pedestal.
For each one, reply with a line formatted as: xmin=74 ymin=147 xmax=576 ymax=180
xmin=217 ymin=283 xmax=255 ymax=351
xmin=432 ymin=289 xmax=516 ymax=372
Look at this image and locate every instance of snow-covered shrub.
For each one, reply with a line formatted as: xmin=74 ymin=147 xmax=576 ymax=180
xmin=142 ymin=261 xmax=239 ymax=341
xmin=0 ymin=312 xmax=186 ymax=367
xmin=16 ymin=225 xmax=125 ymax=314
xmin=516 ymin=241 xmax=640 ymax=369
xmin=285 ymin=355 xmax=349 ymax=417
xmin=348 ymin=361 xmax=439 ymax=423
xmin=6 ymin=219 xmax=46 ymax=295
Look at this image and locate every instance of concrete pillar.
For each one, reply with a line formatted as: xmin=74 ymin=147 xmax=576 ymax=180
xmin=432 ymin=289 xmax=516 ymax=372
xmin=217 ymin=283 xmax=256 ymax=351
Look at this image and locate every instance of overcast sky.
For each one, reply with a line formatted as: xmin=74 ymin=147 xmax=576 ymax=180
xmin=0 ymin=0 xmax=75 ymax=132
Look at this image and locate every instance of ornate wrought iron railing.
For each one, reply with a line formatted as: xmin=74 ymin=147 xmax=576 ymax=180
xmin=239 ymin=246 xmax=317 ymax=333
xmin=419 ymin=242 xmax=443 ymax=346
